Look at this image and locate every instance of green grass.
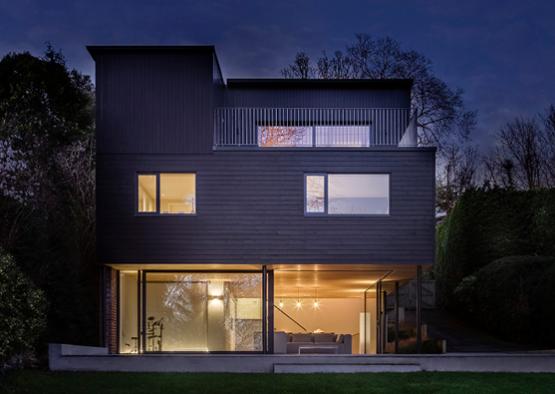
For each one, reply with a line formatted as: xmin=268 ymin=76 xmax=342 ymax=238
xmin=1 ymin=370 xmax=555 ymax=394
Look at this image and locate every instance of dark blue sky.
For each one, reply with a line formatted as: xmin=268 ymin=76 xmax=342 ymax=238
xmin=1 ymin=0 xmax=554 ymax=148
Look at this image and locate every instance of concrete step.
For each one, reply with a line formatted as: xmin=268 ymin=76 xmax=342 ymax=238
xmin=273 ymin=363 xmax=422 ymax=373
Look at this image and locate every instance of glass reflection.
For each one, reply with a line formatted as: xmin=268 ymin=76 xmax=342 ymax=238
xmin=145 ymin=272 xmax=262 ymax=352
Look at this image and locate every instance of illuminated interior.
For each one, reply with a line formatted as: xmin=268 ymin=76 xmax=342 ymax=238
xmin=137 ymin=175 xmax=156 ymax=213
xmin=160 ymin=173 xmax=196 ymax=214
xmin=274 ymin=269 xmax=382 ymax=354
xmin=117 ymin=265 xmax=418 ymax=355
xmin=119 ymin=271 xmax=262 ymax=353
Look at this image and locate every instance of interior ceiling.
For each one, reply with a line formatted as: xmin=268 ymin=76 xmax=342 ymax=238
xmin=160 ymin=174 xmax=195 ymax=200
xmin=112 ymin=263 xmax=426 ymax=299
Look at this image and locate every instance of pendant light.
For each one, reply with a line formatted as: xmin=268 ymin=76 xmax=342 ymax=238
xmin=313 ymin=287 xmax=320 ymax=310
xmin=295 ymin=287 xmax=302 ymax=310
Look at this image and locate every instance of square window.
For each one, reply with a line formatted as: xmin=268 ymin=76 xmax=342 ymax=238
xmin=160 ymin=173 xmax=196 ymax=214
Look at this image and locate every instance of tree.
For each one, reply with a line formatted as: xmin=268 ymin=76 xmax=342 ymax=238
xmin=0 ymin=44 xmax=94 ymax=204
xmin=436 ymin=144 xmax=479 ymax=212
xmin=483 ymin=108 xmax=555 ymax=190
xmin=281 ymin=34 xmax=476 ymax=150
xmin=0 ymin=46 xmax=98 ymax=348
xmin=0 ymin=251 xmax=46 ymax=367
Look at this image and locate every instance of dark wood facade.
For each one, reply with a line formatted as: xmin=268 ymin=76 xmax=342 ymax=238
xmin=89 ymin=46 xmax=436 ymax=267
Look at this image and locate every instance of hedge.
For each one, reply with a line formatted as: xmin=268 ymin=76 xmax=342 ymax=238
xmin=0 ymin=251 xmax=46 ymax=367
xmin=454 ymin=256 xmax=555 ymax=346
xmin=435 ymin=188 xmax=555 ymax=308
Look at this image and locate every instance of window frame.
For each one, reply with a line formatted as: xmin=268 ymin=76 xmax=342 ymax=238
xmin=135 ymin=172 xmax=197 ymax=216
xmin=304 ymin=172 xmax=391 ymax=217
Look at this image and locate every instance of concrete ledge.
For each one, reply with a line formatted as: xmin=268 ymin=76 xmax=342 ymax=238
xmin=59 ymin=344 xmax=109 ymax=356
xmin=274 ymin=363 xmax=422 ymax=373
xmin=48 ymin=344 xmax=555 ymax=373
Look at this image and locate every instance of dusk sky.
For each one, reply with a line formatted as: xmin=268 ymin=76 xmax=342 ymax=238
xmin=1 ymin=0 xmax=554 ymax=148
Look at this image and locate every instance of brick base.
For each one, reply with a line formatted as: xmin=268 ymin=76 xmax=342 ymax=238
xmin=103 ymin=267 xmax=118 ymax=353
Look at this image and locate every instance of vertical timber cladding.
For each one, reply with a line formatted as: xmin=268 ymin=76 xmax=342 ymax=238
xmin=93 ymin=47 xmax=215 ymax=155
xmin=103 ymin=266 xmax=118 ymax=353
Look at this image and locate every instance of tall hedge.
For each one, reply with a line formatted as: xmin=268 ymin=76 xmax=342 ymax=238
xmin=435 ymin=188 xmax=555 ymax=307
xmin=453 ymin=256 xmax=555 ymax=346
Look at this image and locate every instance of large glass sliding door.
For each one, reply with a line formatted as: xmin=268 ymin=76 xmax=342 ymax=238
xmin=119 ymin=271 xmax=264 ymax=353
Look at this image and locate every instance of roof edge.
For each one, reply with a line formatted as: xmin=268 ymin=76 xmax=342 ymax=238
xmin=86 ymin=45 xmax=216 ymax=60
xmin=226 ymin=78 xmax=413 ymax=89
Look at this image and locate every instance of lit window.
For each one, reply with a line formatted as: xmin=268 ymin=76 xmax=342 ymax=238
xmin=305 ymin=174 xmax=389 ymax=215
xmin=137 ymin=173 xmax=196 ymax=215
xmin=160 ymin=173 xmax=196 ymax=214
xmin=257 ymin=126 xmax=312 ymax=147
xmin=138 ymin=175 xmax=157 ymax=213
xmin=306 ymin=175 xmax=325 ymax=213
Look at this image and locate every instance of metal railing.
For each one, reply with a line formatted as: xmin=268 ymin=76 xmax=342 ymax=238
xmin=214 ymin=107 xmax=410 ymax=148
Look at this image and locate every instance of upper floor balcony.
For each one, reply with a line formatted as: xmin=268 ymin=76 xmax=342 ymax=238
xmin=213 ymin=107 xmax=415 ymax=149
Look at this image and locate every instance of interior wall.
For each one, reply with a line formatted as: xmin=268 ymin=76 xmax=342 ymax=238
xmin=274 ymin=297 xmax=376 ymax=354
xmin=119 ymin=272 xmax=138 ymax=353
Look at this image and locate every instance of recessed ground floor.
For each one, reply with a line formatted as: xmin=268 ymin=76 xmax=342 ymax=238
xmin=103 ymin=264 xmax=426 ymax=356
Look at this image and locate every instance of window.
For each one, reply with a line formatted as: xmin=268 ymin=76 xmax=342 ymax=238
xmin=258 ymin=125 xmax=371 ymax=148
xmin=160 ymin=173 xmax=196 ymax=214
xmin=315 ymin=126 xmax=370 ymax=147
xmin=257 ymin=126 xmax=312 ymax=147
xmin=137 ymin=173 xmax=196 ymax=215
xmin=144 ymin=272 xmax=262 ymax=352
xmin=305 ymin=175 xmax=325 ymax=213
xmin=138 ymin=175 xmax=157 ymax=213
xmin=305 ymin=174 xmax=389 ymax=215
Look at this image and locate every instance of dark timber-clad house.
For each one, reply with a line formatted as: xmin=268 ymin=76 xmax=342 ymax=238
xmin=88 ymin=45 xmax=435 ymax=357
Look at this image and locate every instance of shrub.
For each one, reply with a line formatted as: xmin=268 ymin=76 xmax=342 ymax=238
xmin=454 ymin=256 xmax=555 ymax=346
xmin=0 ymin=251 xmax=47 ymax=367
xmin=435 ymin=188 xmax=555 ymax=307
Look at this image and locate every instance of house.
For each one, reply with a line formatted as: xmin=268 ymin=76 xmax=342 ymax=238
xmin=88 ymin=45 xmax=435 ymax=356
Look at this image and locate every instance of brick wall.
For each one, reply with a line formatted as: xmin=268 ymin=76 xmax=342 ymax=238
xmin=103 ymin=267 xmax=118 ymax=353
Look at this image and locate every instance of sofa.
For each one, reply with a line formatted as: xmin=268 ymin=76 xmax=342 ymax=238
xmin=274 ymin=331 xmax=352 ymax=354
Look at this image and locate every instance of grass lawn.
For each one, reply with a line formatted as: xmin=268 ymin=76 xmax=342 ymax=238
xmin=1 ymin=370 xmax=555 ymax=394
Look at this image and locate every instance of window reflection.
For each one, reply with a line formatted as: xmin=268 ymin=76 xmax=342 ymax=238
xmin=315 ymin=126 xmax=370 ymax=147
xmin=306 ymin=175 xmax=325 ymax=213
xmin=258 ymin=126 xmax=312 ymax=147
xmin=145 ymin=272 xmax=262 ymax=352
xmin=328 ymin=174 xmax=389 ymax=214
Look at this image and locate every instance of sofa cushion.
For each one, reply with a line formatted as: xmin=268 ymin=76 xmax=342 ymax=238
xmin=290 ymin=333 xmax=314 ymax=343
xmin=313 ymin=333 xmax=337 ymax=343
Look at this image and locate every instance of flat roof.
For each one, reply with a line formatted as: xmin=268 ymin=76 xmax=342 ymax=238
xmin=87 ymin=45 xmax=215 ymax=58
xmin=86 ymin=46 xmax=412 ymax=90
xmin=227 ymin=78 xmax=413 ymax=89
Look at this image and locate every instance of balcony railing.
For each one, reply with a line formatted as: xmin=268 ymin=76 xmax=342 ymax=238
xmin=214 ymin=107 xmax=410 ymax=148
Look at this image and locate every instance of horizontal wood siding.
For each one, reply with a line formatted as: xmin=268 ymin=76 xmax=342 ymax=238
xmin=95 ymin=52 xmax=213 ymax=154
xmin=97 ymin=150 xmax=435 ymax=265
xmin=224 ymin=87 xmax=410 ymax=108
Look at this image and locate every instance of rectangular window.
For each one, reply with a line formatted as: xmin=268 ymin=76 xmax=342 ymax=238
xmin=119 ymin=271 xmax=139 ymax=354
xmin=137 ymin=173 xmax=196 ymax=215
xmin=257 ymin=126 xmax=313 ymax=147
xmin=138 ymin=175 xmax=157 ymax=213
xmin=305 ymin=174 xmax=389 ymax=215
xmin=258 ymin=125 xmax=371 ymax=148
xmin=160 ymin=173 xmax=196 ymax=214
xmin=144 ymin=272 xmax=262 ymax=352
xmin=315 ymin=126 xmax=370 ymax=147
xmin=305 ymin=175 xmax=325 ymax=213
